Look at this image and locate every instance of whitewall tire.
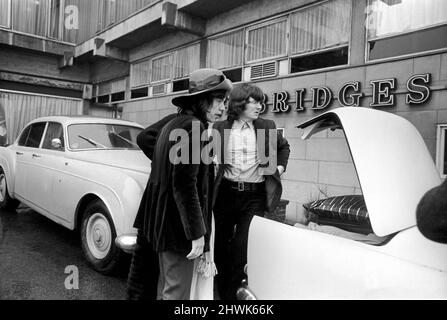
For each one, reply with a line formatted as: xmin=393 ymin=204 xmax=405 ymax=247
xmin=80 ymin=199 xmax=124 ymax=274
xmin=0 ymin=168 xmax=20 ymax=211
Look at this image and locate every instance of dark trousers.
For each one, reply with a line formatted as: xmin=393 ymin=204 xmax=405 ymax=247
xmin=214 ymin=181 xmax=266 ymax=300
xmin=126 ymin=231 xmax=159 ymax=300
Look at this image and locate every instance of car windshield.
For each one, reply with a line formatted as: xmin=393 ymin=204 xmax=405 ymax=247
xmin=68 ymin=123 xmax=142 ymax=150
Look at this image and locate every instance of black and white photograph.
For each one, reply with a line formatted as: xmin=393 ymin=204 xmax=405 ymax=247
xmin=0 ymin=0 xmax=446 ymax=306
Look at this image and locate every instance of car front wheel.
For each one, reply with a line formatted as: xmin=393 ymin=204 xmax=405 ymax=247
xmin=80 ymin=200 xmax=124 ymax=274
xmin=0 ymin=168 xmax=20 ymax=211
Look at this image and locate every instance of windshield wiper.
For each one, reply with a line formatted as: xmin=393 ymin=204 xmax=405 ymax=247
xmin=78 ymin=135 xmax=107 ymax=148
xmin=109 ymin=131 xmax=138 ymax=148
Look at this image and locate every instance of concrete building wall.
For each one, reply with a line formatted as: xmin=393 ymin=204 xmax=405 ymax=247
xmin=120 ymin=95 xmax=175 ymax=127
xmin=89 ymin=59 xmax=130 ymax=84
xmin=0 ymin=47 xmax=90 ymax=83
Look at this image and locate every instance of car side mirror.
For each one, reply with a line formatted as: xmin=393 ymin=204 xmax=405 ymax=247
xmin=51 ymin=138 xmax=62 ymax=149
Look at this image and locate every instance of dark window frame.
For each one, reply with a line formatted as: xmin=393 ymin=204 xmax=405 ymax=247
xmin=41 ymin=121 xmax=65 ymax=151
xmin=172 ymin=78 xmax=189 ymax=93
xmin=436 ymin=124 xmax=447 ymax=179
xmin=130 ymin=86 xmax=149 ymax=100
xmin=21 ymin=122 xmax=47 ymax=148
xmin=289 ymin=45 xmax=349 ymax=74
xmin=367 ymin=24 xmax=447 ymax=61
xmin=18 ymin=124 xmax=32 ymax=147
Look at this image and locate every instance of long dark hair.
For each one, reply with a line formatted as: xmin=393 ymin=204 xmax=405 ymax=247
xmin=178 ymin=90 xmax=227 ymax=124
xmin=227 ymin=83 xmax=264 ymax=121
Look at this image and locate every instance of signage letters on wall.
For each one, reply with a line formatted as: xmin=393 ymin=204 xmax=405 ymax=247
xmin=260 ymin=73 xmax=431 ymax=114
xmin=406 ymin=73 xmax=431 ymax=105
xmin=311 ymin=86 xmax=332 ymax=110
xmin=370 ymin=78 xmax=396 ymax=107
xmin=338 ymin=82 xmax=363 ymax=107
xmin=271 ymin=92 xmax=290 ymax=113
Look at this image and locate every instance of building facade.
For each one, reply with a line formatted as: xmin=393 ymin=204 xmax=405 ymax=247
xmin=1 ymin=0 xmax=446 ymax=222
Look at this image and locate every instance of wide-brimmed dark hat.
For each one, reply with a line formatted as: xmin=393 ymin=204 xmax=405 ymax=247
xmin=172 ymin=68 xmax=233 ymax=108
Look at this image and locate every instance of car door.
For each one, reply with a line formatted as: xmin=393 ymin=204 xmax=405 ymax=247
xmin=13 ymin=124 xmax=32 ymax=199
xmin=19 ymin=122 xmax=54 ymax=213
xmin=38 ymin=121 xmax=72 ymax=225
xmin=13 ymin=122 xmax=46 ymax=203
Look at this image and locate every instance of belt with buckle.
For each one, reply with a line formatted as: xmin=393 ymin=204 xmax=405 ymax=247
xmin=223 ymin=179 xmax=264 ymax=192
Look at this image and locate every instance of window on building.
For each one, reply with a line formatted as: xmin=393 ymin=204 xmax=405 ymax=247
xmin=151 ymin=54 xmax=172 ymax=83
xmin=110 ymin=78 xmax=126 ymax=102
xmin=63 ymin=0 xmax=104 ymax=43
xmin=367 ymin=0 xmax=447 ymax=60
xmin=246 ymin=19 xmax=287 ymax=63
xmin=208 ymin=30 xmax=244 ymax=69
xmin=60 ymin=0 xmax=157 ymax=43
xmin=222 ymin=68 xmax=242 ymax=82
xmin=172 ymin=44 xmax=200 ymax=92
xmin=173 ymin=79 xmax=189 ymax=92
xmin=12 ymin=0 xmax=51 ymax=37
xmin=130 ymin=60 xmax=151 ymax=88
xmin=49 ymin=0 xmax=61 ymax=39
xmin=291 ymin=47 xmax=349 ymax=73
xmin=103 ymin=0 xmax=157 ymax=30
xmin=436 ymin=125 xmax=447 ymax=178
xmin=0 ymin=0 xmax=10 ymax=28
xmin=104 ymin=0 xmax=117 ymax=27
xmin=111 ymin=91 xmax=125 ymax=102
xmin=207 ymin=30 xmax=244 ymax=82
xmin=130 ymin=44 xmax=200 ymax=95
xmin=290 ymin=0 xmax=350 ymax=73
xmin=173 ymin=44 xmax=200 ymax=80
xmin=94 ymin=78 xmax=126 ymax=104
xmin=131 ymin=87 xmax=149 ymax=99
xmin=97 ymin=95 xmax=110 ymax=104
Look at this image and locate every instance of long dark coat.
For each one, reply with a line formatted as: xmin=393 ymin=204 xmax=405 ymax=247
xmin=134 ymin=114 xmax=213 ymax=254
xmin=127 ymin=113 xmax=176 ymax=300
xmin=127 ymin=113 xmax=213 ymax=300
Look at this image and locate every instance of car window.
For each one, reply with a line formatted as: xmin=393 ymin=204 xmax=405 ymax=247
xmin=21 ymin=122 xmax=46 ymax=148
xmin=67 ymin=124 xmax=142 ymax=150
xmin=42 ymin=122 xmax=65 ymax=151
xmin=17 ymin=125 xmax=31 ymax=146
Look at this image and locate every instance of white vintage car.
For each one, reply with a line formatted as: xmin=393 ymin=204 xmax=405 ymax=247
xmin=0 ymin=116 xmax=149 ymax=274
xmin=239 ymin=107 xmax=447 ymax=299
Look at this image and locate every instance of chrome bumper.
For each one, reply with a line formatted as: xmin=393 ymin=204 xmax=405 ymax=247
xmin=115 ymin=234 xmax=137 ymax=254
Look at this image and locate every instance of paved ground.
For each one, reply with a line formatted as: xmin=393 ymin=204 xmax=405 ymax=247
xmin=0 ymin=206 xmax=128 ymax=300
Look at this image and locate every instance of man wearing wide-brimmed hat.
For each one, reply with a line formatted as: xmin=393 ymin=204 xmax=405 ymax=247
xmin=128 ymin=68 xmax=232 ymax=300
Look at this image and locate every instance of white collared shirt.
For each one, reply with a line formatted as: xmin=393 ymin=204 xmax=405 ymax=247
xmin=223 ymin=120 xmax=264 ymax=183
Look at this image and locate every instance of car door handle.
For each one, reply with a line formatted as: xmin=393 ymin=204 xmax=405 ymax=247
xmin=32 ymin=154 xmax=42 ymax=158
xmin=16 ymin=152 xmax=23 ymax=156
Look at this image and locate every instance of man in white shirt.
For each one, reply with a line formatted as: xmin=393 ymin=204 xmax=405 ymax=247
xmin=212 ymin=83 xmax=290 ymax=300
